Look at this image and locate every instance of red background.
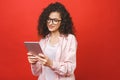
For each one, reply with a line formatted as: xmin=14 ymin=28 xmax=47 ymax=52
xmin=0 ymin=0 xmax=120 ymax=80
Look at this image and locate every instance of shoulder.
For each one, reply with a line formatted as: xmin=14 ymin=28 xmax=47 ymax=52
xmin=67 ymin=34 xmax=76 ymax=38
xmin=65 ymin=34 xmax=77 ymax=41
xmin=39 ymin=36 xmax=49 ymax=45
xmin=66 ymin=34 xmax=78 ymax=46
xmin=61 ymin=34 xmax=77 ymax=45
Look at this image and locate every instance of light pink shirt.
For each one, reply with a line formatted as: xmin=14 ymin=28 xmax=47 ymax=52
xmin=31 ymin=34 xmax=77 ymax=80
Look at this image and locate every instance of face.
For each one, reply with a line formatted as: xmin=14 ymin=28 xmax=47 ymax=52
xmin=47 ymin=12 xmax=61 ymax=33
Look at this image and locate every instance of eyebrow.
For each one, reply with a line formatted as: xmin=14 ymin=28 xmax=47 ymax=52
xmin=48 ymin=17 xmax=61 ymax=20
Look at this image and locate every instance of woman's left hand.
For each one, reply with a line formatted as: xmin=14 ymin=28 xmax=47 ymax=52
xmin=36 ymin=53 xmax=53 ymax=67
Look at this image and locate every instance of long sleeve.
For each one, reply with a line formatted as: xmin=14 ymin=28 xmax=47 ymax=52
xmin=51 ymin=35 xmax=77 ymax=76
xmin=31 ymin=62 xmax=42 ymax=76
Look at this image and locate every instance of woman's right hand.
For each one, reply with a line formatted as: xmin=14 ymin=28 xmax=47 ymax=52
xmin=27 ymin=52 xmax=38 ymax=64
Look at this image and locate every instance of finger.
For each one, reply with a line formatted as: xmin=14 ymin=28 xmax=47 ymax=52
xmin=38 ymin=54 xmax=45 ymax=58
xmin=29 ymin=60 xmax=36 ymax=64
xmin=42 ymin=61 xmax=46 ymax=65
xmin=27 ymin=52 xmax=33 ymax=56
xmin=37 ymin=57 xmax=47 ymax=63
xmin=36 ymin=55 xmax=45 ymax=59
xmin=28 ymin=58 xmax=38 ymax=63
xmin=28 ymin=59 xmax=35 ymax=64
xmin=28 ymin=56 xmax=37 ymax=59
xmin=32 ymin=59 xmax=38 ymax=62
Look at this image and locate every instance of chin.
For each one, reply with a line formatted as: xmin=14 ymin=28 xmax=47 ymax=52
xmin=48 ymin=29 xmax=55 ymax=32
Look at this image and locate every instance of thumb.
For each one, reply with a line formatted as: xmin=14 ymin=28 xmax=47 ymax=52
xmin=38 ymin=53 xmax=45 ymax=58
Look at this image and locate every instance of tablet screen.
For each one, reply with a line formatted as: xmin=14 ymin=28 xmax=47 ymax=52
xmin=24 ymin=42 xmax=43 ymax=55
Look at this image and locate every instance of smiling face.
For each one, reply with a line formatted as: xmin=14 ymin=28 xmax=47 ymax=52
xmin=47 ymin=12 xmax=61 ymax=33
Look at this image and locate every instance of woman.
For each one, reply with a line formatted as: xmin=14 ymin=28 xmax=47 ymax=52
xmin=27 ymin=2 xmax=77 ymax=80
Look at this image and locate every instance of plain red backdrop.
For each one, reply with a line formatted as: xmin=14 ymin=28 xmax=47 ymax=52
xmin=0 ymin=0 xmax=120 ymax=80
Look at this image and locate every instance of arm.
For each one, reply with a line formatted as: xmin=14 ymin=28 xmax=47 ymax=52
xmin=51 ymin=35 xmax=77 ymax=76
xmin=27 ymin=51 xmax=42 ymax=76
xmin=31 ymin=62 xmax=42 ymax=76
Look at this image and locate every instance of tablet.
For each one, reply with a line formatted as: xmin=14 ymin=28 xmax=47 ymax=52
xmin=24 ymin=41 xmax=43 ymax=55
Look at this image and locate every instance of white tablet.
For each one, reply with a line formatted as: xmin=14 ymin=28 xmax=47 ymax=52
xmin=24 ymin=41 xmax=43 ymax=55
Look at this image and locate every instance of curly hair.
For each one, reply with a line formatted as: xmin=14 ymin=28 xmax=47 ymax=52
xmin=38 ymin=2 xmax=74 ymax=38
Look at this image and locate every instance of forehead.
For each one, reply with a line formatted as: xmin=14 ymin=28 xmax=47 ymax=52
xmin=49 ymin=12 xmax=61 ymax=19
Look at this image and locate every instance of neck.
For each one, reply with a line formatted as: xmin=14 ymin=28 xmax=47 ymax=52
xmin=50 ymin=31 xmax=60 ymax=38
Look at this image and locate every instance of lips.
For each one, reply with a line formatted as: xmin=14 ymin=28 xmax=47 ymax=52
xmin=48 ymin=25 xmax=54 ymax=29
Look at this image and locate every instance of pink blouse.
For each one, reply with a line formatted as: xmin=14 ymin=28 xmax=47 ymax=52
xmin=31 ymin=34 xmax=77 ymax=80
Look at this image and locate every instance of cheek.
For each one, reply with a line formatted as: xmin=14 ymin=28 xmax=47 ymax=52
xmin=56 ymin=25 xmax=61 ymax=30
xmin=57 ymin=23 xmax=61 ymax=28
xmin=47 ymin=23 xmax=49 ymax=27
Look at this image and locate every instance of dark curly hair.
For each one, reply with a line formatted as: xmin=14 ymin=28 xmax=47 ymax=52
xmin=38 ymin=2 xmax=74 ymax=38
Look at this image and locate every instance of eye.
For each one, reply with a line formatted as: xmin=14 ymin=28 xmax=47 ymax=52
xmin=47 ymin=18 xmax=51 ymax=22
xmin=53 ymin=19 xmax=59 ymax=22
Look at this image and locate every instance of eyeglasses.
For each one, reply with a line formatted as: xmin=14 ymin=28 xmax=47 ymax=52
xmin=47 ymin=18 xmax=61 ymax=25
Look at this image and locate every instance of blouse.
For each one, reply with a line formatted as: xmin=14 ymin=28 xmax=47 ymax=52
xmin=31 ymin=34 xmax=77 ymax=80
